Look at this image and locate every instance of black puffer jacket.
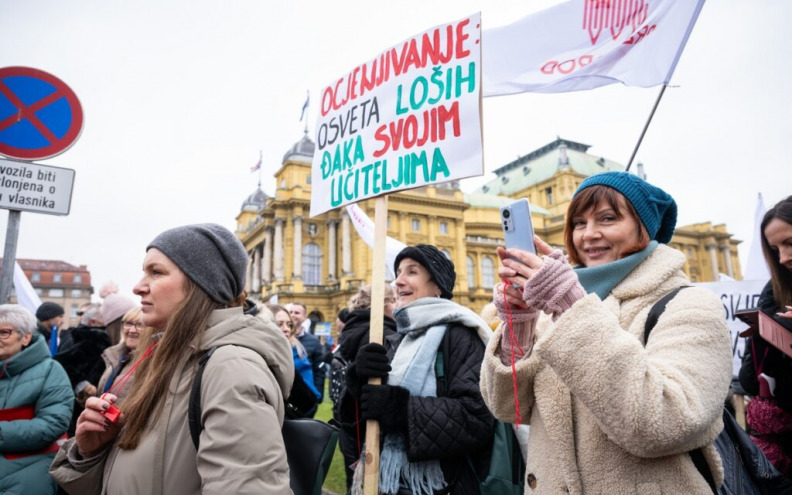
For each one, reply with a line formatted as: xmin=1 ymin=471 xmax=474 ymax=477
xmin=341 ymin=322 xmax=494 ymax=495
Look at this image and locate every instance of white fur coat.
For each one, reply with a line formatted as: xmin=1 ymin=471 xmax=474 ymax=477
xmin=480 ymin=245 xmax=732 ymax=495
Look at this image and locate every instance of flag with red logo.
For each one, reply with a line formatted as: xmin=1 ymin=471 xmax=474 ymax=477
xmin=482 ymin=0 xmax=706 ymax=96
xmin=250 ymin=151 xmax=262 ymax=172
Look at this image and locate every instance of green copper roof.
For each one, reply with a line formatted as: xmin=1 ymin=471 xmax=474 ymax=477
xmin=475 ymin=138 xmax=625 ymax=196
xmin=464 ymin=192 xmax=550 ymax=215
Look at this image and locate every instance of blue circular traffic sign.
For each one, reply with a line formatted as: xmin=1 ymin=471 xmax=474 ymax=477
xmin=0 ymin=67 xmax=84 ymax=161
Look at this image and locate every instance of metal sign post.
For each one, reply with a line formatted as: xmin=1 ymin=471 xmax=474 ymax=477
xmin=0 ymin=210 xmax=20 ymax=303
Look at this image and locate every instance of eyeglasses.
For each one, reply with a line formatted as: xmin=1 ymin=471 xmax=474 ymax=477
xmin=123 ymin=321 xmax=144 ymax=330
xmin=0 ymin=328 xmax=17 ymax=339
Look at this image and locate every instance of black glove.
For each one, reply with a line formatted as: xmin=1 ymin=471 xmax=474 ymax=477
xmin=355 ymin=343 xmax=391 ymax=380
xmin=361 ymin=384 xmax=409 ymax=435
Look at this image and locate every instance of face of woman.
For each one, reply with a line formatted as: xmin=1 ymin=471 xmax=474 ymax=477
xmin=765 ymin=218 xmax=792 ymax=271
xmin=133 ymin=248 xmax=188 ymax=330
xmin=0 ymin=325 xmax=32 ymax=362
xmin=571 ymin=196 xmax=642 ymax=267
xmin=274 ymin=310 xmax=293 ymax=338
xmin=122 ymin=320 xmax=143 ymax=350
xmin=394 ymin=258 xmax=441 ymax=307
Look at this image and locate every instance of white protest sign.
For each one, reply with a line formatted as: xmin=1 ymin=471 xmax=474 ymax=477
xmin=310 ymin=13 xmax=483 ymax=217
xmin=0 ymin=158 xmax=75 ymax=216
xmin=695 ymin=279 xmax=768 ymax=377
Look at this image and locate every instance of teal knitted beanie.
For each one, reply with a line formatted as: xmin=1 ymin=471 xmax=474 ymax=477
xmin=574 ymin=172 xmax=677 ymax=244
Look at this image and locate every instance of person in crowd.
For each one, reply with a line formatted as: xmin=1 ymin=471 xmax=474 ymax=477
xmin=739 ymin=195 xmax=792 ymax=476
xmin=333 ymin=283 xmax=398 ymax=492
xmin=101 ymin=293 xmax=137 ymax=347
xmin=96 ymin=306 xmax=151 ymax=406
xmin=270 ymin=304 xmax=321 ymax=400
xmin=36 ymin=301 xmax=65 ymax=355
xmin=54 ymin=304 xmax=110 ymax=437
xmin=0 ymin=304 xmax=73 ymax=495
xmin=480 ymin=171 xmax=732 ymax=493
xmin=345 ymin=245 xmax=495 ymax=495
xmin=50 ymin=223 xmax=293 ymax=494
xmin=335 ymin=307 xmax=350 ymax=339
xmin=290 ymin=301 xmax=325 ymax=405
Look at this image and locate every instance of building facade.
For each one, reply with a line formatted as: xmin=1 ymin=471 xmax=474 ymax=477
xmin=236 ymin=136 xmax=741 ymax=334
xmin=1 ymin=259 xmax=94 ymax=327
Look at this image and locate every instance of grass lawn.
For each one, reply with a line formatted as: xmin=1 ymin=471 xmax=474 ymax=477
xmin=315 ymin=387 xmax=348 ymax=495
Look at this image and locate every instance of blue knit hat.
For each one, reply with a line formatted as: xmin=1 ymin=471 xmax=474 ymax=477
xmin=574 ymin=172 xmax=677 ymax=244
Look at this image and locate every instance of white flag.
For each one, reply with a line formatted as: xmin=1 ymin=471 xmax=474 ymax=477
xmin=345 ymin=204 xmax=407 ymax=280
xmin=13 ymin=261 xmax=42 ymax=313
xmin=744 ymin=193 xmax=770 ymax=281
xmin=482 ymin=0 xmax=706 ymax=96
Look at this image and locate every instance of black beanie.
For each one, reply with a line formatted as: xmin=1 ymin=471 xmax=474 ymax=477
xmin=36 ymin=301 xmax=64 ymax=321
xmin=394 ymin=245 xmax=456 ymax=299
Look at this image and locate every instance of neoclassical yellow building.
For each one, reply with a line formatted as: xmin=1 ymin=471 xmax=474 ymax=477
xmin=236 ymin=136 xmax=741 ymax=331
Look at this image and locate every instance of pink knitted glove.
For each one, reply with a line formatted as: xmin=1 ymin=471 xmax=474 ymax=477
xmin=523 ymin=250 xmax=586 ymax=321
xmin=493 ymin=284 xmax=538 ymax=365
xmin=493 ymin=283 xmax=537 ymax=323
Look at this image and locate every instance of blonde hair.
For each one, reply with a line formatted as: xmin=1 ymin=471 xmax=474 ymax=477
xmin=348 ymin=283 xmax=396 ymax=311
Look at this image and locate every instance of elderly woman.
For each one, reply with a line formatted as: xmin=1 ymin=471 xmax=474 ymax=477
xmin=481 ymin=171 xmax=732 ymax=494
xmin=347 ymin=245 xmax=496 ymax=495
xmin=96 ymin=306 xmax=151 ymax=405
xmin=0 ymin=304 xmax=73 ymax=495
xmin=51 ymin=223 xmax=293 ymax=494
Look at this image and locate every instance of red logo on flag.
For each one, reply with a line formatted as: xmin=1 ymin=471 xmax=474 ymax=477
xmin=583 ymin=0 xmax=649 ymax=45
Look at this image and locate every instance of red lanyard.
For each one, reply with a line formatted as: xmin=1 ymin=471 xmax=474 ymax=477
xmin=103 ymin=340 xmax=160 ymax=398
xmin=500 ymin=283 xmax=526 ymax=426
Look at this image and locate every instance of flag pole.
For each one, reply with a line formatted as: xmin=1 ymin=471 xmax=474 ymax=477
xmin=626 ymin=84 xmax=667 ymax=172
xmin=258 ymin=150 xmax=262 ymax=188
xmin=363 ymin=195 xmax=387 ymax=495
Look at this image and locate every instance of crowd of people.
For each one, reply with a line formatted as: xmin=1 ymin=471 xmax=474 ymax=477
xmin=0 ymin=182 xmax=790 ymax=494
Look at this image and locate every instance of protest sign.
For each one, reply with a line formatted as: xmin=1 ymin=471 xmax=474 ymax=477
xmin=696 ymin=279 xmax=768 ymax=376
xmin=310 ymin=13 xmax=482 ymax=217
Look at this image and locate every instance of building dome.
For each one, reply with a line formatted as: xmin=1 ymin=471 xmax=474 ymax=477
xmin=282 ymin=134 xmax=315 ymax=164
xmin=241 ymin=187 xmax=268 ymax=212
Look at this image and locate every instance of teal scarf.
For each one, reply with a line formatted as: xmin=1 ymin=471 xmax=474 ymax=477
xmin=574 ymin=241 xmax=658 ymax=299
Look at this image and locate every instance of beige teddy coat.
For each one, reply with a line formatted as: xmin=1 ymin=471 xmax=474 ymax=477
xmin=480 ymin=245 xmax=732 ymax=495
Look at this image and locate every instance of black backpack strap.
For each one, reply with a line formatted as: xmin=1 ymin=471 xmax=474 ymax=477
xmin=643 ymin=287 xmax=687 ymax=344
xmin=642 ymin=287 xmax=716 ymax=494
xmin=188 ymin=346 xmax=219 ymax=450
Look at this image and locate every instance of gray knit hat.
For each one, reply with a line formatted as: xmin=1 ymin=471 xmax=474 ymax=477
xmin=394 ymin=244 xmax=456 ymax=299
xmin=147 ymin=223 xmax=247 ymax=304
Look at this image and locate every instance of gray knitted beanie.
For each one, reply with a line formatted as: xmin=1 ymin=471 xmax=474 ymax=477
xmin=147 ymin=223 xmax=247 ymax=304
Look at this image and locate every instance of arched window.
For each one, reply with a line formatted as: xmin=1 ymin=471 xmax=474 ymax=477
xmin=302 ymin=243 xmax=322 ymax=285
xmin=481 ymin=256 xmax=495 ymax=288
xmin=467 ymin=256 xmax=476 ymax=289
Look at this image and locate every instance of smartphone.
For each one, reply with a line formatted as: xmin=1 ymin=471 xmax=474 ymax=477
xmin=501 ymin=199 xmax=536 ymax=254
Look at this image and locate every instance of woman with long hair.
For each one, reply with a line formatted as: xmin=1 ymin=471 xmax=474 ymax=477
xmin=481 ymin=172 xmax=732 ymax=493
xmin=95 ymin=306 xmax=151 ymax=405
xmin=739 ymin=195 xmax=792 ymax=476
xmin=51 ymin=224 xmax=294 ymax=494
xmin=269 ymin=304 xmax=321 ymax=400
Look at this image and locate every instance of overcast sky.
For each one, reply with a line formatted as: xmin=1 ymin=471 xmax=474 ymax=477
xmin=0 ymin=0 xmax=788 ymax=301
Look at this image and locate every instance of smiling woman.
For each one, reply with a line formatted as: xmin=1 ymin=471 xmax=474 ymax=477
xmin=482 ymin=171 xmax=733 ymax=493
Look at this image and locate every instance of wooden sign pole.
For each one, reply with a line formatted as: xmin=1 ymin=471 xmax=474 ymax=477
xmin=363 ymin=195 xmax=388 ymax=495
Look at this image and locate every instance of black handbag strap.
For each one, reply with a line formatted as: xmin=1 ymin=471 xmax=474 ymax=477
xmin=188 ymin=346 xmax=218 ymax=450
xmin=643 ymin=287 xmax=716 ymax=494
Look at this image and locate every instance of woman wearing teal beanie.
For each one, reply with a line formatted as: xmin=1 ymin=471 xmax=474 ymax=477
xmin=480 ymin=171 xmax=732 ymax=494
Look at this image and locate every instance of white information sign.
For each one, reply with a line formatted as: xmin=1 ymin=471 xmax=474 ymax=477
xmin=0 ymin=158 xmax=75 ymax=216
xmin=310 ymin=13 xmax=483 ymax=217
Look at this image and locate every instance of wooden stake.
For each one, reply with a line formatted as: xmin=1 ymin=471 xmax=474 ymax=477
xmin=363 ymin=195 xmax=388 ymax=495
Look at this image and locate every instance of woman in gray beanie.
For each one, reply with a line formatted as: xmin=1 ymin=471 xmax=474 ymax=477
xmin=480 ymin=172 xmax=732 ymax=494
xmin=51 ymin=224 xmax=294 ymax=495
xmin=344 ymin=244 xmax=497 ymax=495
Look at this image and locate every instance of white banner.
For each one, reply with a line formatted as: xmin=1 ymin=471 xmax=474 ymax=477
xmin=482 ymin=0 xmax=706 ymax=95
xmin=310 ymin=13 xmax=483 ymax=217
xmin=695 ymin=279 xmax=768 ymax=377
xmin=345 ymin=204 xmax=407 ymax=279
xmin=744 ymin=193 xmax=770 ymax=281
xmin=13 ymin=261 xmax=42 ymax=313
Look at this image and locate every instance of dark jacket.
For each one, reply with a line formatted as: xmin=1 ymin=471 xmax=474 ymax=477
xmin=341 ymin=322 xmax=494 ymax=495
xmin=739 ymin=281 xmax=792 ymax=411
xmin=298 ymin=330 xmax=325 ymax=399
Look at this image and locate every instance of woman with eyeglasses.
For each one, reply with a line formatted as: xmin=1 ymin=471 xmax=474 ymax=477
xmin=269 ymin=304 xmax=321 ymax=401
xmin=96 ymin=307 xmax=151 ymax=406
xmin=0 ymin=304 xmax=73 ymax=495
